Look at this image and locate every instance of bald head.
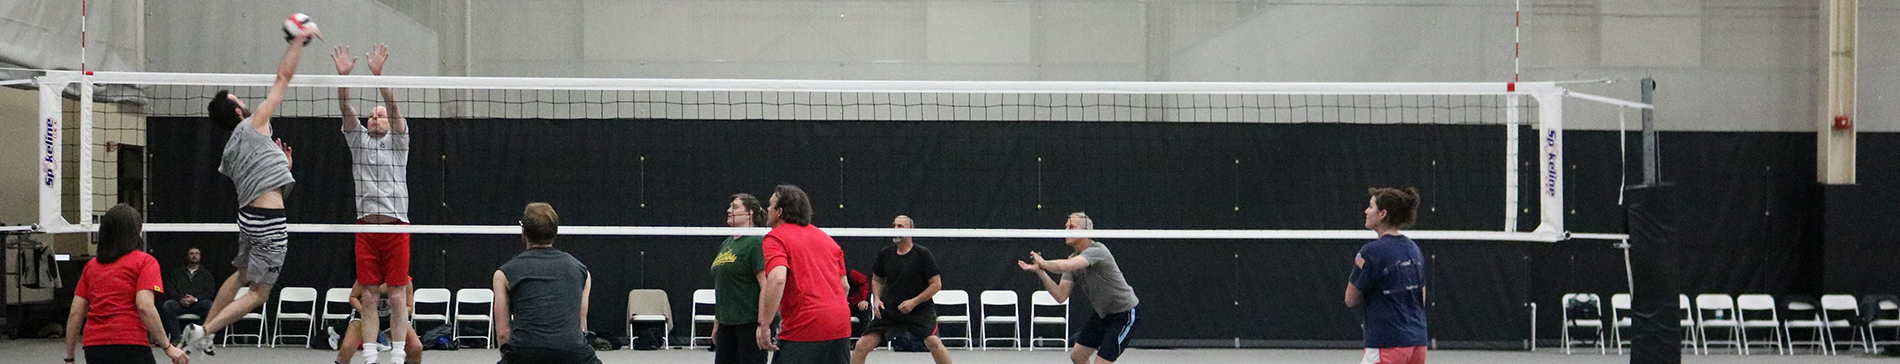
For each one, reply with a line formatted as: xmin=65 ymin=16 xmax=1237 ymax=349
xmin=892 ymin=215 xmax=914 ymax=244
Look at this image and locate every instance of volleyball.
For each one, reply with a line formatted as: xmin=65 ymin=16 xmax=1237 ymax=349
xmin=282 ymin=13 xmax=318 ymax=44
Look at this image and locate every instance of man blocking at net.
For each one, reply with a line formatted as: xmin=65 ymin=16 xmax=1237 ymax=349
xmin=852 ymin=215 xmax=953 ymax=364
xmin=333 ymin=43 xmax=415 ymax=364
xmin=182 ymin=25 xmax=321 ymax=357
xmin=1018 ymin=213 xmax=1140 ymax=364
xmin=494 ymin=203 xmax=601 ymax=364
xmin=1345 ymin=188 xmax=1428 ymax=364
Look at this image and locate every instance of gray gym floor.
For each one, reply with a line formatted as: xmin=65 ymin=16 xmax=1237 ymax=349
xmin=7 ymin=339 xmax=1889 ymax=364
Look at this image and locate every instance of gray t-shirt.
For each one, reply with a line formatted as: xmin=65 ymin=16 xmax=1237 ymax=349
xmin=498 ymin=248 xmax=592 ymax=352
xmin=218 ymin=118 xmax=295 ymax=207
xmin=1061 ymin=241 xmax=1139 ymax=316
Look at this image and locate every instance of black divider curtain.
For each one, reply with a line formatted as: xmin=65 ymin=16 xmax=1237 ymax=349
xmin=141 ymin=117 xmax=1833 ymax=347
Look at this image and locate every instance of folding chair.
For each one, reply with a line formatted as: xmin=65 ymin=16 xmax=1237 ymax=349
xmin=270 ymin=287 xmax=318 ymax=347
xmin=934 ymin=290 xmax=973 ymax=349
xmin=453 ymin=288 xmax=495 ymax=349
xmin=979 ymin=290 xmax=1021 ymax=351
xmin=1695 ymin=294 xmax=1740 ymax=354
xmin=1821 ymin=294 xmax=1867 ymax=354
xmin=1611 ymin=293 xmax=1632 ymax=354
xmin=626 ymin=289 xmax=673 ymax=349
xmin=1028 ymin=291 xmax=1069 ymax=351
xmin=1561 ymin=293 xmax=1606 ymax=354
xmin=690 ymin=289 xmax=715 ymax=349
xmin=1782 ymin=296 xmax=1829 ymax=354
xmin=222 ymin=287 xmax=268 ymax=347
xmin=412 ymin=288 xmax=453 ymax=331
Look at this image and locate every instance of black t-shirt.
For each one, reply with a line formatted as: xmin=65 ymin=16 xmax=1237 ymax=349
xmin=497 ymin=247 xmax=592 ymax=352
xmin=872 ymin=244 xmax=942 ymax=315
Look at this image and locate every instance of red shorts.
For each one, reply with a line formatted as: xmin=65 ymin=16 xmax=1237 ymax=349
xmin=355 ymin=219 xmax=412 ymax=286
xmin=1361 ymin=346 xmax=1427 ymax=364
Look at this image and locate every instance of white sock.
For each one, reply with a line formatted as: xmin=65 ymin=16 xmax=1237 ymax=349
xmin=389 ymin=342 xmax=407 ymax=364
xmin=360 ymin=343 xmax=381 ymax=363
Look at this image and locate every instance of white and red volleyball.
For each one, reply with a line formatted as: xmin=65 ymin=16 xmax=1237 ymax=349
xmin=282 ymin=13 xmax=318 ymax=43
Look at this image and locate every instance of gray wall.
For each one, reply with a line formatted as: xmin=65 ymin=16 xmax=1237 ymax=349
xmin=135 ymin=0 xmax=1899 ymax=132
xmin=145 ymin=0 xmax=440 ymax=77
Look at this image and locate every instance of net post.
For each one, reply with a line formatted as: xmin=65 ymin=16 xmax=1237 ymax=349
xmin=1640 ymin=77 xmax=1657 ymax=185
xmin=1504 ymin=95 xmax=1521 ymax=232
xmin=37 ymin=77 xmax=72 ymax=232
xmin=79 ymin=74 xmax=95 ymax=228
xmin=1532 ymin=90 xmax=1564 ymax=235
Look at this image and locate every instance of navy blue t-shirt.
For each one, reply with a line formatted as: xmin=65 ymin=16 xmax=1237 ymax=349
xmin=1351 ymin=234 xmax=1428 ymax=348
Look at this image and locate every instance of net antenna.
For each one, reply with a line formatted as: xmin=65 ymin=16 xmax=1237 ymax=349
xmin=34 ymin=70 xmax=1647 ymax=242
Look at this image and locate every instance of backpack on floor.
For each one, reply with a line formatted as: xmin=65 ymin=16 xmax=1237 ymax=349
xmin=890 ymin=331 xmax=927 ymax=352
xmin=421 ymin=325 xmax=458 ymax=351
xmin=631 ymin=327 xmax=666 ymax=350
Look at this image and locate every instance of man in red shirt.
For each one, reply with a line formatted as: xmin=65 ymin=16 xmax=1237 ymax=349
xmin=756 ymin=184 xmax=852 ymax=364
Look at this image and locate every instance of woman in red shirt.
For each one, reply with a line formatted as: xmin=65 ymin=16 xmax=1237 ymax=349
xmin=64 ymin=204 xmax=188 ymax=364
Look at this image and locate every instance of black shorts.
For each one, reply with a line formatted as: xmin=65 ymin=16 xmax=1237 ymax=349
xmin=84 ymin=345 xmax=158 ymax=364
xmin=864 ymin=309 xmax=938 ymax=341
xmin=1073 ymin=307 xmax=1137 ymax=362
xmin=715 ymin=323 xmax=769 ymax=364
xmin=497 ymin=344 xmax=602 ymax=364
xmin=771 ymin=339 xmax=849 ymax=364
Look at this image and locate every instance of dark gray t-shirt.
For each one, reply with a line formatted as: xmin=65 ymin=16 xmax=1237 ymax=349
xmin=217 ymin=118 xmax=295 ymax=207
xmin=1061 ymin=241 xmax=1139 ymax=316
xmin=498 ymin=248 xmax=592 ymax=351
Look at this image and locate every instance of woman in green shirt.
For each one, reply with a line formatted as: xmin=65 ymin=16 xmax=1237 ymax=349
xmin=711 ymin=193 xmax=769 ymax=364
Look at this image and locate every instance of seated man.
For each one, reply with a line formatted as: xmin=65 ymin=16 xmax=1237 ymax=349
xmin=494 ymin=203 xmax=600 ymax=364
xmin=160 ymin=247 xmax=219 ymax=343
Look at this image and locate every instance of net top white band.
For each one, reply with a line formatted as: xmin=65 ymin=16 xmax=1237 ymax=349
xmin=134 ymin=223 xmax=1621 ymax=242
xmin=41 ymin=71 xmax=1566 ymax=96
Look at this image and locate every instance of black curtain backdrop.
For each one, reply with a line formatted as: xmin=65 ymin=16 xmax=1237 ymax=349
xmin=141 ymin=117 xmax=1845 ymax=348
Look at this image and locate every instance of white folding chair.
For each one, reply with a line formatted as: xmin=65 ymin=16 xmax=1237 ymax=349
xmin=934 ymin=290 xmax=973 ymax=349
xmin=222 ymin=287 xmax=268 ymax=347
xmin=412 ymin=288 xmax=453 ymax=331
xmin=1736 ymin=294 xmax=1784 ymax=355
xmin=690 ymin=289 xmax=716 ymax=349
xmin=1871 ymin=299 xmax=1900 ymax=352
xmin=626 ymin=289 xmax=673 ymax=349
xmin=1028 ymin=290 xmax=1069 ymax=351
xmin=453 ymin=288 xmax=495 ymax=349
xmin=1821 ymin=294 xmax=1866 ymax=354
xmin=1782 ymin=298 xmax=1830 ymax=354
xmin=1610 ymin=293 xmax=1632 ymax=354
xmin=1680 ymin=294 xmax=1700 ymax=354
xmin=979 ymin=290 xmax=1021 ymax=351
xmin=319 ymin=287 xmax=354 ymax=329
xmin=1561 ymin=293 xmax=1605 ymax=354
xmin=270 ymin=287 xmax=318 ymax=347
xmin=1695 ymin=294 xmax=1740 ymax=354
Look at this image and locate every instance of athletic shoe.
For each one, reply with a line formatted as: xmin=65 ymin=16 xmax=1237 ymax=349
xmin=183 ymin=324 xmax=216 ymax=356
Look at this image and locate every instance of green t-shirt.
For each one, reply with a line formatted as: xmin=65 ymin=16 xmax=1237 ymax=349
xmin=711 ymin=235 xmax=765 ymax=325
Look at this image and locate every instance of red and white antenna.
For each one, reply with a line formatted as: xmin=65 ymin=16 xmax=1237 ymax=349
xmin=1510 ymin=0 xmax=1521 ymax=91
xmin=80 ymin=0 xmax=90 ymax=75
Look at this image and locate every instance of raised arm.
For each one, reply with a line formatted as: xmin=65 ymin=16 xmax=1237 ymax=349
xmin=332 ymin=45 xmax=359 ymax=131
xmin=1018 ymin=259 xmax=1074 ymax=303
xmin=367 ymin=44 xmax=406 ymax=134
xmin=251 ymin=26 xmax=320 ymax=134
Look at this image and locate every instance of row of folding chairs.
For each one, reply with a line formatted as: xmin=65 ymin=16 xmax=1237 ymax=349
xmin=670 ymin=289 xmax=1074 ymax=350
xmin=208 ymin=287 xmax=500 ymax=349
xmin=1561 ymin=293 xmax=1900 ymax=355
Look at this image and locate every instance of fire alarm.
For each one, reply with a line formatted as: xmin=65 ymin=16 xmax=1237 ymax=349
xmin=1833 ymin=115 xmax=1854 ymax=130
